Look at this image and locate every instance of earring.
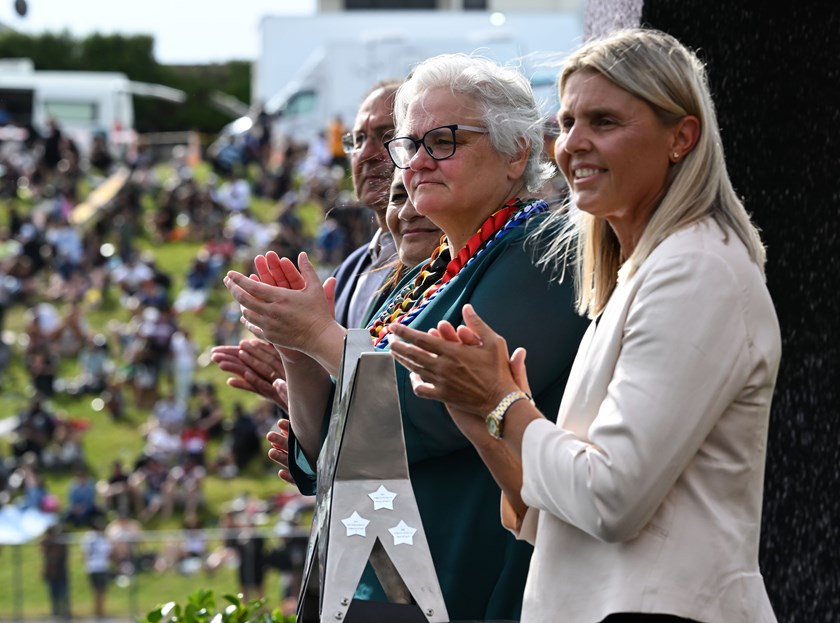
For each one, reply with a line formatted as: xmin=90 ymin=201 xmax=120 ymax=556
xmin=672 ymin=152 xmax=680 ymax=160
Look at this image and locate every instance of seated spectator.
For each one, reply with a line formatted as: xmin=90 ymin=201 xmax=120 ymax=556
xmin=202 ymin=231 xmax=235 ymax=277
xmin=47 ymin=299 xmax=90 ymax=359
xmin=173 ymin=251 xmax=214 ymax=313
xmin=213 ymin=301 xmax=244 ymax=346
xmin=26 ymin=303 xmax=61 ymax=342
xmin=120 ymin=309 xmax=163 ymax=409
xmin=210 ymin=138 xmax=243 ymax=180
xmin=180 ymin=415 xmax=209 ymax=466
xmin=142 ymin=305 xmax=178 ymax=384
xmin=11 ymin=454 xmax=49 ymax=511
xmin=110 ymin=252 xmax=154 ymax=301
xmin=228 ymin=403 xmax=260 ymax=473
xmin=27 ymin=347 xmax=58 ymax=398
xmin=145 ymin=256 xmax=174 ymax=299
xmin=194 ymin=382 xmax=225 ymax=439
xmin=24 ymin=309 xmax=60 ymax=397
xmin=205 ymin=511 xmax=239 ymax=572
xmin=11 ymin=220 xmax=49 ymax=285
xmin=177 ymin=514 xmax=208 ymax=575
xmin=224 ymin=208 xmax=264 ymax=249
xmin=299 ymin=130 xmax=331 ymax=180
xmin=151 ymin=186 xmax=179 ymax=244
xmin=213 ymin=165 xmax=250 ymax=213
xmin=143 ymin=419 xmax=183 ymax=469
xmin=185 ymin=250 xmax=215 ymax=291
xmin=313 ymin=216 xmax=347 ymax=272
xmin=150 ymin=391 xmax=188 ymax=433
xmin=161 ymin=454 xmax=206 ymax=520
xmin=105 ymin=509 xmax=143 ymax=576
xmin=170 ymin=328 xmax=198 ymax=407
xmin=68 ymin=333 xmax=113 ymax=395
xmin=101 ymin=379 xmax=126 ymax=422
xmin=187 ymin=188 xmax=226 ymax=242
xmin=12 ymin=394 xmax=57 ymax=464
xmin=97 ymin=459 xmax=135 ymax=516
xmin=45 ymin=213 xmax=83 ymax=286
xmin=0 ymin=455 xmax=12 ymax=506
xmin=64 ymin=464 xmax=103 ymax=528
xmin=135 ymin=277 xmax=169 ymax=310
xmin=42 ymin=418 xmax=86 ymax=470
xmin=0 ymin=227 xmax=23 ymax=336
xmin=129 ymin=454 xmax=168 ymax=522
xmin=211 ymin=443 xmax=239 ymax=480
xmin=252 ymin=399 xmax=282 ymax=438
xmin=89 ymin=134 xmax=114 ymax=174
xmin=158 ymin=513 xmax=208 ymax=574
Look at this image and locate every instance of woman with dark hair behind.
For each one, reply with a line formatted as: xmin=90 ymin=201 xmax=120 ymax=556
xmin=225 ymin=53 xmax=588 ymax=619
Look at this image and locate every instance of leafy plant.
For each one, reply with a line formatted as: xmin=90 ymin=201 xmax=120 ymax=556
xmin=140 ymin=589 xmax=296 ymax=623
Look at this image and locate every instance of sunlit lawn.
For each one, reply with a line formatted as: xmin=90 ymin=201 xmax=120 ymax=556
xmin=0 ymin=163 xmax=318 ymax=619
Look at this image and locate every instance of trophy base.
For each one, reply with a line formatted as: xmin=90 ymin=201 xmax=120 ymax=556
xmin=341 ymin=599 xmax=518 ymax=623
xmin=343 ymin=599 xmax=430 ymax=622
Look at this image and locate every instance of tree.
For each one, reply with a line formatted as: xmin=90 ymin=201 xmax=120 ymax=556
xmin=0 ymin=31 xmax=250 ymax=133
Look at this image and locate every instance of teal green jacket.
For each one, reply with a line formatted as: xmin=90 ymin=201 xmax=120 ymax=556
xmin=289 ymin=211 xmax=589 ymax=621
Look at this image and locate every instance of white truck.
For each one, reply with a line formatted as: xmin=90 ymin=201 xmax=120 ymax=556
xmin=0 ymin=58 xmax=185 ymax=155
xmin=250 ymin=10 xmax=583 ymax=147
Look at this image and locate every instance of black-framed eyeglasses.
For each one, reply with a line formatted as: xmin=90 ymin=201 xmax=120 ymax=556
xmin=384 ymin=124 xmax=488 ymax=170
xmin=341 ymin=128 xmax=395 ymax=155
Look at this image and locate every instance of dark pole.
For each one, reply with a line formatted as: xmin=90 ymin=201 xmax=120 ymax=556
xmin=13 ymin=544 xmax=23 ymax=621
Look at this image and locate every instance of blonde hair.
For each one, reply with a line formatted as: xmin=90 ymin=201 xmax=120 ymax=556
xmin=539 ymin=28 xmax=766 ymax=318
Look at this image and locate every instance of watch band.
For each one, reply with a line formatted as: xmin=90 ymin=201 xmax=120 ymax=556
xmin=486 ymin=390 xmax=532 ymax=440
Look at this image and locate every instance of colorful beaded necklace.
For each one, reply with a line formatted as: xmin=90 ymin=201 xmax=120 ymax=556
xmin=369 ymin=197 xmax=548 ymax=349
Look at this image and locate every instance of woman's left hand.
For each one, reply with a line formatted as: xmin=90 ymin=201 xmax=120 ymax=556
xmin=389 ymin=304 xmax=523 ymax=419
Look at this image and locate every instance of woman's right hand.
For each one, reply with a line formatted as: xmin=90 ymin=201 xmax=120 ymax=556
xmin=423 ymin=315 xmax=533 ymax=440
xmin=389 ymin=305 xmax=524 ymax=419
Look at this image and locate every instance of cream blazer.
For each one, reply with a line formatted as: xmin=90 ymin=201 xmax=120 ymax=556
xmin=513 ymin=218 xmax=781 ymax=622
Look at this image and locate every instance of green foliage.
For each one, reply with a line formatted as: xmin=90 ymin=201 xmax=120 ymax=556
xmin=148 ymin=63 xmax=250 ymax=134
xmin=140 ymin=590 xmax=296 ymax=623
xmin=0 ymin=30 xmax=251 ymax=133
xmin=79 ymin=33 xmax=158 ymax=76
xmin=0 ymin=30 xmax=79 ymax=69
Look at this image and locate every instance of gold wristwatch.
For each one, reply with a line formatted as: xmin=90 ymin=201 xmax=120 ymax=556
xmin=486 ymin=390 xmax=532 ymax=440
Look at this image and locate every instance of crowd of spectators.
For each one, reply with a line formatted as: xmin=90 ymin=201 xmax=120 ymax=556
xmin=0 ymin=115 xmax=351 ymax=612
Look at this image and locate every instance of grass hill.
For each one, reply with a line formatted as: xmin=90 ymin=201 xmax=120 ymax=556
xmin=0 ymin=162 xmax=325 ymax=619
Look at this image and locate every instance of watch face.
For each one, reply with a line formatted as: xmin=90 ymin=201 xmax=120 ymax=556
xmin=487 ymin=415 xmax=502 ymax=439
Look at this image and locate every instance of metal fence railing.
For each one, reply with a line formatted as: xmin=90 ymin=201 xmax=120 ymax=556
xmin=0 ymin=526 xmax=309 ymax=622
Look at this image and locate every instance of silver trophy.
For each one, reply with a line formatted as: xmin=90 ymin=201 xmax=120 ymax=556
xmin=297 ymin=330 xmax=449 ymax=623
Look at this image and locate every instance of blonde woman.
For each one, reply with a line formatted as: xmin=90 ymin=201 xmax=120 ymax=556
xmin=390 ymin=29 xmax=781 ymax=622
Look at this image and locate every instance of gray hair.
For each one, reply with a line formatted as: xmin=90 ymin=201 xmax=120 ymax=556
xmin=393 ymin=53 xmax=553 ymax=193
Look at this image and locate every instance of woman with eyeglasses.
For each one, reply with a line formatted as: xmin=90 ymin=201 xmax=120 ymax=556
xmin=224 ymin=53 xmax=587 ymax=620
